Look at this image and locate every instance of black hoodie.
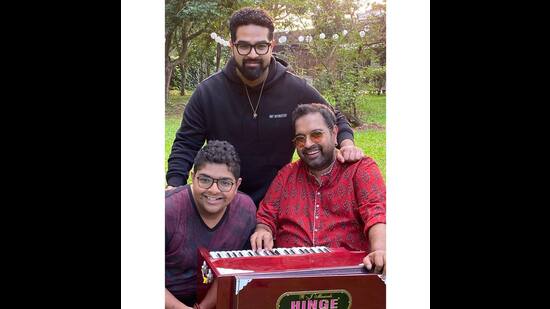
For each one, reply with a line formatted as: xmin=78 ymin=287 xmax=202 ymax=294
xmin=167 ymin=56 xmax=354 ymax=206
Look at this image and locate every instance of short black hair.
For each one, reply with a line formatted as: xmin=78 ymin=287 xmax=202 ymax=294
xmin=229 ymin=7 xmax=274 ymax=42
xmin=193 ymin=140 xmax=241 ymax=179
xmin=292 ymin=103 xmax=337 ymax=129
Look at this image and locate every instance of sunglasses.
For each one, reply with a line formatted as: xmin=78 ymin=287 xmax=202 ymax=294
xmin=292 ymin=130 xmax=325 ymax=149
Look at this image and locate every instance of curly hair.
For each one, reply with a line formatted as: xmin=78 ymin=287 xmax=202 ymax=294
xmin=229 ymin=7 xmax=274 ymax=42
xmin=292 ymin=103 xmax=337 ymax=129
xmin=193 ymin=140 xmax=241 ymax=179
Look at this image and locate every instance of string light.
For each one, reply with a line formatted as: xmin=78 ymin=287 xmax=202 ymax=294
xmin=209 ymin=29 xmax=377 ymax=45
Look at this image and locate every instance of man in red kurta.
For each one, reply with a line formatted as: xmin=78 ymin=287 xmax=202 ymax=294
xmin=251 ymin=103 xmax=387 ymax=274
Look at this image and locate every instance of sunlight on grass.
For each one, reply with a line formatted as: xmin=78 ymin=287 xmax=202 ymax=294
xmin=357 ymin=95 xmax=386 ymax=125
xmin=166 ymin=94 xmax=385 ymax=181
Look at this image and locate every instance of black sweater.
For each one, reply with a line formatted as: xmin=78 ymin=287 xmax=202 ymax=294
xmin=167 ymin=56 xmax=354 ymax=206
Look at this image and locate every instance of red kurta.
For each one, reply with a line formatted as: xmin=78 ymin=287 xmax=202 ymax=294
xmin=257 ymin=157 xmax=386 ymax=251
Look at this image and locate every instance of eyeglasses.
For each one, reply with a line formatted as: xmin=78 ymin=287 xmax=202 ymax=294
xmin=292 ymin=130 xmax=326 ymax=149
xmin=233 ymin=42 xmax=271 ymax=55
xmin=195 ymin=175 xmax=235 ymax=192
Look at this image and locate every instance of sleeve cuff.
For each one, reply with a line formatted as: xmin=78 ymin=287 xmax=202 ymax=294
xmin=365 ymin=216 xmax=386 ymax=234
xmin=167 ymin=176 xmax=186 ymax=187
xmin=337 ymin=132 xmax=354 ymax=146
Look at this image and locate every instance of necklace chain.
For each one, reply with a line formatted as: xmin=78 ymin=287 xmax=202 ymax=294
xmin=244 ymin=77 xmax=266 ymax=119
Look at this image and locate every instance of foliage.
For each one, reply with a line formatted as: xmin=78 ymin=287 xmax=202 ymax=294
xmin=165 ymin=0 xmax=254 ymax=92
xmin=273 ymin=0 xmax=386 ymax=125
xmin=165 ymin=0 xmax=386 ymax=121
xmin=364 ymin=66 xmax=386 ymax=95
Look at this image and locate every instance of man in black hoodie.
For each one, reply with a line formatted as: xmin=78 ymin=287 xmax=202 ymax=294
xmin=166 ymin=7 xmax=364 ymax=206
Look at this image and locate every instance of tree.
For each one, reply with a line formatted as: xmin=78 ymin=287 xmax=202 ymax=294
xmin=274 ymin=0 xmax=386 ymax=126
xmin=165 ymin=0 xmax=243 ymax=101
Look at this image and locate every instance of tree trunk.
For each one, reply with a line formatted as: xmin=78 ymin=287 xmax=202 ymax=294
xmin=165 ymin=57 xmax=173 ymax=103
xmin=165 ymin=27 xmax=175 ymax=104
xmin=179 ymin=63 xmax=185 ymax=96
xmin=178 ymin=33 xmax=190 ymax=96
xmin=215 ymin=43 xmax=221 ymax=72
xmin=180 ymin=63 xmax=187 ymax=95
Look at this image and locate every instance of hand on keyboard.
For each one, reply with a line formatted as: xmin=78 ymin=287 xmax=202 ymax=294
xmin=250 ymin=224 xmax=274 ymax=251
xmin=363 ymin=250 xmax=386 ymax=275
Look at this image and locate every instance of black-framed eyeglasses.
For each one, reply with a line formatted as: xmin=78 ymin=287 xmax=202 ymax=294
xmin=195 ymin=174 xmax=235 ymax=192
xmin=292 ymin=130 xmax=326 ymax=149
xmin=233 ymin=42 xmax=272 ymax=55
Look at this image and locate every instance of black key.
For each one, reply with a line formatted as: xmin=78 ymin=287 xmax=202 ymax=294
xmin=216 ymin=252 xmax=221 ymax=258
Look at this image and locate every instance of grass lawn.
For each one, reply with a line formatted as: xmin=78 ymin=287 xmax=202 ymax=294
xmin=356 ymin=94 xmax=386 ymax=126
xmin=165 ymin=93 xmax=385 ymax=179
xmin=166 ymin=90 xmax=192 ymax=116
xmin=165 ymin=115 xmax=182 ymax=172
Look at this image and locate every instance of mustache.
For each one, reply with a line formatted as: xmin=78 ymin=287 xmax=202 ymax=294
xmin=244 ymin=59 xmax=262 ymax=64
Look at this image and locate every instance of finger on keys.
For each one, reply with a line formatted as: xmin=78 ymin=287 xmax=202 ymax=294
xmin=259 ymin=233 xmax=269 ymax=249
xmin=374 ymin=254 xmax=385 ymax=274
xmin=363 ymin=256 xmax=373 ymax=272
xmin=266 ymin=236 xmax=273 ymax=250
xmin=250 ymin=233 xmax=259 ymax=251
xmin=254 ymin=234 xmax=264 ymax=251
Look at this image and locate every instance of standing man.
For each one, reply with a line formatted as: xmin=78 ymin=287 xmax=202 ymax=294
xmin=166 ymin=7 xmax=364 ymax=206
xmin=166 ymin=140 xmax=256 ymax=308
xmin=251 ymin=104 xmax=386 ymax=274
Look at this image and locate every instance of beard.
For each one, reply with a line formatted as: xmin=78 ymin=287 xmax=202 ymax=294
xmin=297 ymin=144 xmax=336 ymax=172
xmin=237 ymin=59 xmax=269 ymax=80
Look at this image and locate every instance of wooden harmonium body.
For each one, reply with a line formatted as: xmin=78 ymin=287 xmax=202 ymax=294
xmin=197 ymin=246 xmax=385 ymax=309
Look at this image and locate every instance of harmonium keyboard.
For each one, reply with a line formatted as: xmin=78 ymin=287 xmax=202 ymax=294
xmin=197 ymin=246 xmax=385 ymax=309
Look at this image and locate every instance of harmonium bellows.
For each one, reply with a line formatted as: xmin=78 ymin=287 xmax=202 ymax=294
xmin=197 ymin=246 xmax=385 ymax=309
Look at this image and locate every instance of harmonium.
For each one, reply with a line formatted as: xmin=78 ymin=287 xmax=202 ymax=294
xmin=197 ymin=246 xmax=385 ymax=309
